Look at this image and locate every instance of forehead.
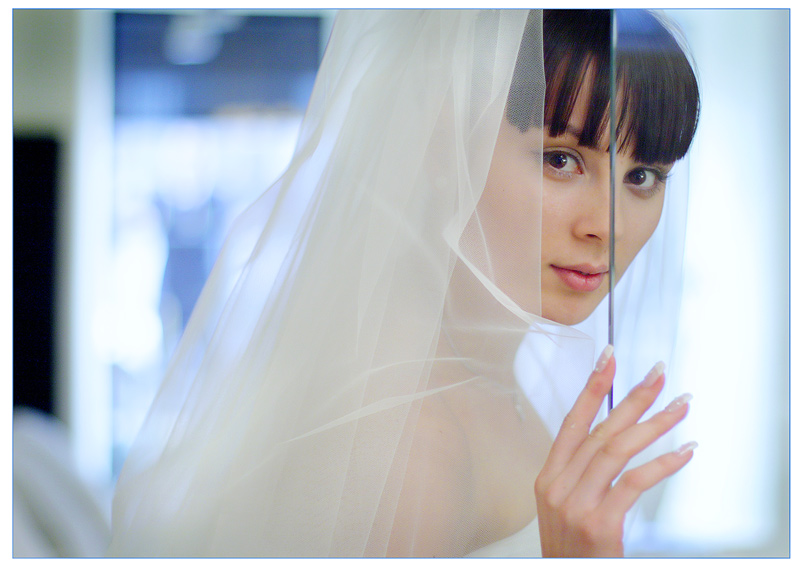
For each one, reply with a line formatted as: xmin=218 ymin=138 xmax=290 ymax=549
xmin=563 ymin=74 xmax=598 ymax=128
xmin=548 ymin=63 xmax=612 ymax=145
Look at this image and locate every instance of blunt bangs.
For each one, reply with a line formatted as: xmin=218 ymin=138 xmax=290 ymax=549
xmin=508 ymin=9 xmax=700 ymax=165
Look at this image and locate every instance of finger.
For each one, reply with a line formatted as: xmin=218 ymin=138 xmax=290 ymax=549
xmin=598 ymin=440 xmax=697 ymax=524
xmin=566 ymin=393 xmax=692 ymax=509
xmin=538 ymin=345 xmax=615 ymax=486
xmin=549 ymin=361 xmax=667 ymax=494
xmin=595 ymin=361 xmax=667 ymax=433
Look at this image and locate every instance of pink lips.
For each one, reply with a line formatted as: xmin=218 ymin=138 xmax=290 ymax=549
xmin=551 ymin=264 xmax=608 ymax=292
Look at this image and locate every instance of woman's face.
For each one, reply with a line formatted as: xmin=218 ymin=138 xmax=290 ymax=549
xmin=480 ymin=84 xmax=672 ymax=325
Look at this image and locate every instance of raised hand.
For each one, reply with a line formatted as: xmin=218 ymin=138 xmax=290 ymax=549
xmin=535 ymin=345 xmax=696 ymax=557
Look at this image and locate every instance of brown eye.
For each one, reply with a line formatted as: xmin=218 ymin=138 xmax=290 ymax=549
xmin=628 ymin=169 xmax=647 ymax=185
xmin=543 ymin=151 xmax=580 ymax=174
xmin=625 ymin=168 xmax=657 ymax=188
xmin=547 ymin=152 xmax=569 ymax=169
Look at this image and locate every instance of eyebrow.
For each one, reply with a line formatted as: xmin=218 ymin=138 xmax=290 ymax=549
xmin=564 ymin=124 xmax=583 ymax=139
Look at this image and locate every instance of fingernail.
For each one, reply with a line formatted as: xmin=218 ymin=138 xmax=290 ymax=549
xmin=675 ymin=440 xmax=698 ymax=455
xmin=665 ymin=393 xmax=693 ymax=412
xmin=594 ymin=344 xmax=614 ymax=373
xmin=640 ymin=361 xmax=665 ymax=388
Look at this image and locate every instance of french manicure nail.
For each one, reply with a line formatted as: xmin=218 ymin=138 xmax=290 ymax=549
xmin=594 ymin=344 xmax=614 ymax=373
xmin=675 ymin=440 xmax=698 ymax=455
xmin=641 ymin=361 xmax=665 ymax=388
xmin=665 ymin=393 xmax=693 ymax=412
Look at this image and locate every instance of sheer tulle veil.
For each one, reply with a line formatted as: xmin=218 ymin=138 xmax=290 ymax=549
xmin=108 ymin=10 xmax=692 ymax=557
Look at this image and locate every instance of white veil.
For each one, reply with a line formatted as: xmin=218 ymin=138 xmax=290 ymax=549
xmin=108 ymin=9 xmax=693 ymax=557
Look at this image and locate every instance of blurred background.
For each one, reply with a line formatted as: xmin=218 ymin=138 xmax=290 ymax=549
xmin=12 ymin=8 xmax=789 ymax=558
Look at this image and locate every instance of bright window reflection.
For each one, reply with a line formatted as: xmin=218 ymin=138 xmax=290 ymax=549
xmin=110 ymin=11 xmax=328 ymax=472
xmin=111 ymin=113 xmax=306 ymax=467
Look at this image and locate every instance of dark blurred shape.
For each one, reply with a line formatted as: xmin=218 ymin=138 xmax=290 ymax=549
xmin=14 ymin=136 xmax=58 ymax=415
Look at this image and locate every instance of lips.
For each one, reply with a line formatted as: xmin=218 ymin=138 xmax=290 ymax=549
xmin=551 ymin=264 xmax=608 ymax=293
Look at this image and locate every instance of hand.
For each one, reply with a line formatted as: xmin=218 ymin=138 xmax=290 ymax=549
xmin=534 ymin=345 xmax=695 ymax=557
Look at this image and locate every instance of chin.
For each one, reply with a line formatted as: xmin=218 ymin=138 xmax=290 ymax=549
xmin=542 ymin=310 xmax=590 ymax=326
xmin=541 ymin=297 xmax=603 ymax=326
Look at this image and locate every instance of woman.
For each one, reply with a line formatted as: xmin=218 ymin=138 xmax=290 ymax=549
xmin=109 ymin=9 xmax=699 ymax=557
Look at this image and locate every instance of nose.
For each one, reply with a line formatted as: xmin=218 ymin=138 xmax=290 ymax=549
xmin=574 ymin=172 xmax=622 ymax=245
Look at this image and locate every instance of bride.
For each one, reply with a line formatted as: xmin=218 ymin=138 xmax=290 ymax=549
xmin=108 ymin=9 xmax=700 ymax=557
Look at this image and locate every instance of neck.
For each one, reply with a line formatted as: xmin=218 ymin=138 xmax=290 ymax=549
xmin=439 ymin=259 xmax=529 ymax=383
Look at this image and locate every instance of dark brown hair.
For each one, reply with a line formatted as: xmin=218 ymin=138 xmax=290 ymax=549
xmin=507 ymin=9 xmax=700 ymax=165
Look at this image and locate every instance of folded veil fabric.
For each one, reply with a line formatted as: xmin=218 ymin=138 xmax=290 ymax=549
xmin=108 ymin=10 xmax=690 ymax=557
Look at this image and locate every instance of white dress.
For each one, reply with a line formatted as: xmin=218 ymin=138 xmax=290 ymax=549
xmin=467 ymin=518 xmax=542 ymax=558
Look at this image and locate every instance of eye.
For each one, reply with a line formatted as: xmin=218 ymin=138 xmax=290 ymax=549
xmin=543 ymin=150 xmax=582 ymax=177
xmin=624 ymin=166 xmax=669 ymax=198
xmin=625 ymin=167 xmax=659 ymax=188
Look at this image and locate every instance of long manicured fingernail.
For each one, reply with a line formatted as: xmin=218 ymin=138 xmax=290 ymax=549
xmin=665 ymin=393 xmax=693 ymax=412
xmin=640 ymin=361 xmax=665 ymax=388
xmin=675 ymin=440 xmax=698 ymax=455
xmin=594 ymin=344 xmax=614 ymax=372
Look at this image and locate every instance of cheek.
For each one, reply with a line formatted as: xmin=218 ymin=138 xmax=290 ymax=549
xmin=478 ymin=153 xmax=541 ymax=259
xmin=617 ymin=193 xmax=665 ymax=273
xmin=540 ymin=183 xmax=579 ymax=252
xmin=475 ymin=152 xmax=542 ymax=310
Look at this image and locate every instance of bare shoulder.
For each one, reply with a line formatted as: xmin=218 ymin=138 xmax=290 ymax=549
xmin=386 ymin=393 xmax=476 ymax=557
